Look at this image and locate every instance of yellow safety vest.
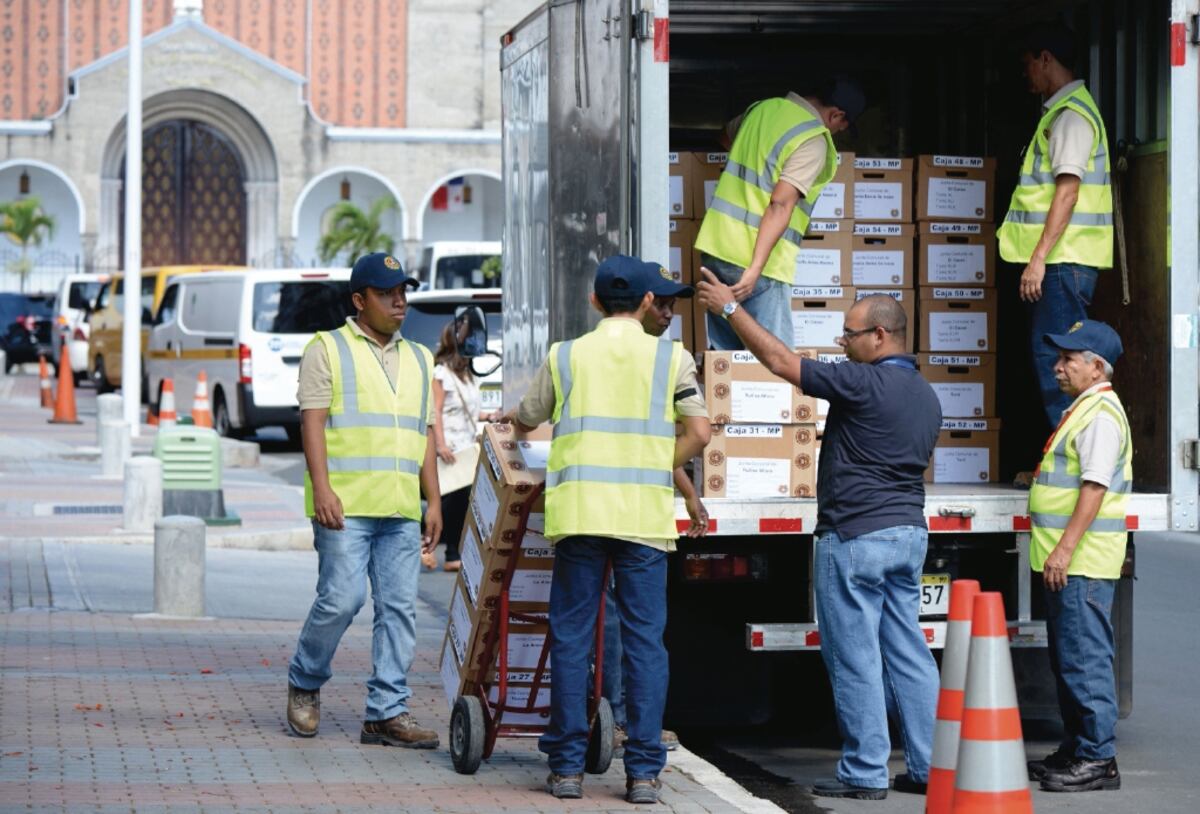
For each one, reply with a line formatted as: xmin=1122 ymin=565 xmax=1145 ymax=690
xmin=303 ymin=323 xmax=433 ymax=520
xmin=1029 ymin=388 xmax=1132 ymax=579
xmin=998 ymin=84 xmax=1113 ymax=268
xmin=695 ymin=97 xmax=838 ymax=284
xmin=546 ymin=320 xmax=682 ymax=541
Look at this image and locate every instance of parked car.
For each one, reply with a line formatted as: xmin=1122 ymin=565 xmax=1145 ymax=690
xmin=146 ymin=268 xmax=353 ymax=438
xmin=51 ymin=273 xmax=110 ymax=384
xmin=400 ymin=288 xmax=503 ymax=415
xmin=0 ymin=292 xmax=55 ymax=372
xmin=413 ymin=241 xmax=501 ymax=291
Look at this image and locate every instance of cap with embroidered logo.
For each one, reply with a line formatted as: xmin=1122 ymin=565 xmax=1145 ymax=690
xmin=350 ymin=252 xmax=420 ymax=293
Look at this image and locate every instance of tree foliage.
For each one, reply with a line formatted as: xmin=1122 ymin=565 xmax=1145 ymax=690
xmin=0 ymin=197 xmax=56 ymax=292
xmin=316 ymin=197 xmax=398 ymax=264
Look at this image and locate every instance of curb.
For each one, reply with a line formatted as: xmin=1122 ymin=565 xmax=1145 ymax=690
xmin=670 ymin=747 xmax=790 ymax=814
xmin=2 ymin=524 xmax=313 ymax=551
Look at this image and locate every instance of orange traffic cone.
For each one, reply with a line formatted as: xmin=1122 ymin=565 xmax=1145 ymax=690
xmin=950 ymin=592 xmax=1032 ymax=814
xmin=38 ymin=354 xmax=54 ymax=408
xmin=158 ymin=378 xmax=178 ymax=429
xmin=147 ymin=396 xmax=159 ymax=426
xmin=927 ymin=579 xmax=981 ymax=814
xmin=191 ymin=370 xmax=213 ymax=428
xmin=48 ymin=345 xmax=81 ymax=424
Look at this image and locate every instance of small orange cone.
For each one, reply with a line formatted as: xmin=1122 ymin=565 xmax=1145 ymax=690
xmin=38 ymin=354 xmax=54 ymax=408
xmin=950 ymin=592 xmax=1032 ymax=814
xmin=147 ymin=396 xmax=159 ymax=426
xmin=191 ymin=370 xmax=213 ymax=428
xmin=158 ymin=378 xmax=178 ymax=429
xmin=48 ymin=345 xmax=82 ymax=424
xmin=927 ymin=579 xmax=981 ymax=814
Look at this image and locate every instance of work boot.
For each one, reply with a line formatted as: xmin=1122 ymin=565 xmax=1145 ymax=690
xmin=810 ymin=779 xmax=888 ymax=800
xmin=360 ymin=712 xmax=439 ymax=749
xmin=286 ymin=684 xmax=319 ymax=737
xmin=1041 ymin=757 xmax=1121 ymax=792
xmin=545 ymin=773 xmax=583 ymax=799
xmin=625 ymin=777 xmax=662 ymax=804
xmin=892 ymin=773 xmax=927 ymax=794
xmin=660 ymin=728 xmax=680 ymax=751
xmin=1027 ymin=745 xmax=1075 ymax=781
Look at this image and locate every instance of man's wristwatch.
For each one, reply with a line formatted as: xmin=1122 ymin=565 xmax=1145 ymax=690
xmin=721 ymin=301 xmax=740 ymax=320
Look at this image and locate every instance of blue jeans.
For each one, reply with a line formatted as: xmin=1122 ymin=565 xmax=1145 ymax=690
xmin=601 ymin=582 xmax=627 ymax=727
xmin=1031 ymin=263 xmax=1098 ymax=426
xmin=701 ymin=253 xmax=794 ymax=350
xmin=815 ymin=526 xmax=940 ymax=789
xmin=539 ymin=536 xmax=668 ymax=779
xmin=289 ymin=517 xmax=422 ymax=721
xmin=1044 ymin=576 xmax=1118 ymax=760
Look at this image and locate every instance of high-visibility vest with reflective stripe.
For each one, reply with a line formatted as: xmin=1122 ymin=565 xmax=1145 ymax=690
xmin=998 ymin=84 xmax=1114 ymax=268
xmin=303 ymin=323 xmax=433 ymax=520
xmin=546 ymin=321 xmax=682 ymax=540
xmin=694 ymin=98 xmax=838 ymax=284
xmin=1029 ymin=389 xmax=1131 ymax=579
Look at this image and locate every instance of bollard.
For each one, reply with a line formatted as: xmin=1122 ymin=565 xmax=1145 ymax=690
xmin=96 ymin=394 xmax=123 ymax=445
xmin=123 ymin=456 xmax=163 ymax=533
xmin=153 ymin=516 xmax=206 ymax=617
xmin=0 ymin=349 xmax=6 ymax=377
xmin=100 ymin=420 xmax=131 ymax=478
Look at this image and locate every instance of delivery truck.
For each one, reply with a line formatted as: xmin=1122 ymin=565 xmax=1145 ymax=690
xmin=497 ymin=0 xmax=1191 ymax=726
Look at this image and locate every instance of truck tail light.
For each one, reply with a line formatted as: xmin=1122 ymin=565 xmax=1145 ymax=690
xmin=681 ymin=553 xmax=767 ymax=582
xmin=238 ymin=343 xmax=253 ymax=384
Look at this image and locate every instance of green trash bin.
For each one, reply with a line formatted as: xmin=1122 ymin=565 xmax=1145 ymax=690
xmin=153 ymin=426 xmax=240 ymax=526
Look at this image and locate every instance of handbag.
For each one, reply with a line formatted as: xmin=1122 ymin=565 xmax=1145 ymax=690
xmin=437 ymin=370 xmax=482 ymax=495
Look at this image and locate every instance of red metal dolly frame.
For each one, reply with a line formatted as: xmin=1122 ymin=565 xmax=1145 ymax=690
xmin=449 ymin=481 xmax=615 ymax=774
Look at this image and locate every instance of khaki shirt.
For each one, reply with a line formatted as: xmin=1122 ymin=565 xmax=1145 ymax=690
xmin=1043 ymin=80 xmax=1097 ymax=180
xmin=1063 ymin=382 xmax=1124 ymax=489
xmin=726 ymin=93 xmax=830 ymax=197
xmin=297 ymin=316 xmax=437 ymax=426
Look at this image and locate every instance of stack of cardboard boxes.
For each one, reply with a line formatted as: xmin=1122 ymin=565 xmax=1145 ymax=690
xmin=667 ymin=151 xmax=729 ymax=353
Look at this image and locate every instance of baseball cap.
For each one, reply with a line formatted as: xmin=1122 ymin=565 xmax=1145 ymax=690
xmin=1044 ymin=319 xmax=1123 ymax=365
xmin=826 ymin=76 xmax=867 ymax=125
xmin=594 ymin=255 xmax=695 ymax=301
xmin=349 ymin=252 xmax=420 ymax=293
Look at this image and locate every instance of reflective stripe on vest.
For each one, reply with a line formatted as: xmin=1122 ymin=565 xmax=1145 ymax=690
xmin=694 ymin=98 xmax=837 ymax=285
xmin=998 ymin=85 xmax=1113 ymax=268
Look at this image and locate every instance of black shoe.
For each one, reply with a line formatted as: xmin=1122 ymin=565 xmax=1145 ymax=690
xmin=892 ymin=773 xmax=927 ymax=794
xmin=1027 ymin=745 xmax=1074 ymax=781
xmin=811 ymin=779 xmax=888 ymax=800
xmin=1041 ymin=758 xmax=1121 ymax=792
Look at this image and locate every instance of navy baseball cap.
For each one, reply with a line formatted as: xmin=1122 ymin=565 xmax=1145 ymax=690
xmin=826 ymin=76 xmax=867 ymax=124
xmin=1044 ymin=319 xmax=1124 ymax=365
xmin=350 ymin=252 xmax=420 ymax=293
xmin=594 ymin=255 xmax=694 ymax=301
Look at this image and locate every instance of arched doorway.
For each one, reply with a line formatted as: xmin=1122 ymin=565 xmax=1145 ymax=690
xmin=418 ymin=171 xmax=502 ymax=245
xmin=119 ymin=119 xmax=248 ymax=267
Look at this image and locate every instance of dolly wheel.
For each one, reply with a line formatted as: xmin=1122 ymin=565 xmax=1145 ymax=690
xmin=450 ymin=696 xmax=485 ymax=774
xmin=584 ymin=696 xmax=615 ymax=775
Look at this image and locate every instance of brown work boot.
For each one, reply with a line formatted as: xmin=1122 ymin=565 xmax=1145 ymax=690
xmin=661 ymin=728 xmax=680 ymax=751
xmin=286 ymin=684 xmax=319 ymax=737
xmin=626 ymin=776 xmax=663 ymax=804
xmin=360 ymin=712 xmax=439 ymax=749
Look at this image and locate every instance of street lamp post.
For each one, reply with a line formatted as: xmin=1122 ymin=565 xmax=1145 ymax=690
xmin=122 ymin=0 xmax=144 ymax=434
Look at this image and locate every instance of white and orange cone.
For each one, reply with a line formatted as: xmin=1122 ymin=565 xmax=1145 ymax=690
xmin=950 ymin=592 xmax=1032 ymax=814
xmin=191 ymin=370 xmax=213 ymax=429
xmin=158 ymin=378 xmax=178 ymax=429
xmin=38 ymin=354 xmax=54 ymax=408
xmin=927 ymin=579 xmax=981 ymax=814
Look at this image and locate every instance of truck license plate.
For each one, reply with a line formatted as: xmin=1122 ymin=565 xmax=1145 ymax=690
xmin=480 ymin=386 xmax=502 ymax=412
xmin=920 ymin=574 xmax=950 ymax=616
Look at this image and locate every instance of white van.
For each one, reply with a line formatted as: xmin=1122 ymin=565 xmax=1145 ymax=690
xmin=414 ymin=241 xmax=501 ymax=290
xmin=51 ymin=272 xmax=110 ymax=381
xmin=146 ymin=268 xmax=353 ymax=438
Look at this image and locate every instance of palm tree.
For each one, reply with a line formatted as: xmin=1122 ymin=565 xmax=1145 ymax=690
xmin=316 ymin=197 xmax=399 ymax=264
xmin=0 ymin=197 xmax=55 ymax=292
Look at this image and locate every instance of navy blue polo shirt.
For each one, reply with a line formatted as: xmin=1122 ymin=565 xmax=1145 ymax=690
xmin=800 ymin=354 xmax=942 ymax=540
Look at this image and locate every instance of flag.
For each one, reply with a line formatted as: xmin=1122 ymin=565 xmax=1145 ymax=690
xmin=431 ymin=185 xmax=448 ymax=211
xmin=448 ymin=177 xmax=465 ymax=212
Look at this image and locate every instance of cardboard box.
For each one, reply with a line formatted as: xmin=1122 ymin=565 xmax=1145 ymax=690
xmin=795 ymin=349 xmax=848 ymax=434
xmin=795 ymin=220 xmax=854 ymax=286
xmin=459 ymin=516 xmax=554 ymax=619
xmin=851 ymin=223 xmax=914 ymax=288
xmin=916 ymin=155 xmax=997 ymax=222
xmin=692 ymin=296 xmax=710 ymax=351
xmin=703 ymin=350 xmax=817 ymax=424
xmin=809 ymin=151 xmax=856 ymax=220
xmin=791 ymin=286 xmax=857 ymax=352
xmin=918 ymin=353 xmax=997 ymax=418
xmin=854 ymin=287 xmax=915 ymax=353
xmin=473 ymin=424 xmax=551 ymax=550
xmin=668 ymin=152 xmax=697 ymax=219
xmin=668 ymin=218 xmax=698 ymax=285
xmin=918 ymin=287 xmax=998 ymax=353
xmin=926 ymin=418 xmax=1001 ymax=483
xmin=441 ymin=617 xmax=553 ymax=701
xmin=853 ymin=157 xmax=914 ymax=222
xmin=918 ymin=222 xmax=997 ymax=287
xmin=702 ymin=423 xmax=818 ymax=499
xmin=692 ymin=152 xmax=729 ymax=216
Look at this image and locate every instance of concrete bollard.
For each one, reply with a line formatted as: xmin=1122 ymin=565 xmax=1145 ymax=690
xmin=100 ymin=420 xmax=131 ymax=478
xmin=153 ymin=516 xmax=206 ymax=617
xmin=0 ymin=349 xmax=6 ymax=378
xmin=96 ymin=394 xmax=123 ymax=445
xmin=123 ymin=456 xmax=163 ymax=533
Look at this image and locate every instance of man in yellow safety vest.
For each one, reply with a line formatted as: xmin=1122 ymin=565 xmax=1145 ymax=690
xmin=1027 ymin=319 xmax=1129 ymax=793
xmin=287 ymin=252 xmax=443 ymax=750
xmin=998 ymin=24 xmax=1113 ymax=427
xmin=506 ymin=255 xmax=711 ymax=804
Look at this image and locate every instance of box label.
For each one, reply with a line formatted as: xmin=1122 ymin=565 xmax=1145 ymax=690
xmin=853 ymin=223 xmax=905 ymax=236
xmin=793 ymin=311 xmax=843 ymax=348
xmin=731 ymin=350 xmax=758 ymax=364
xmin=854 ymin=182 xmax=904 ymax=219
xmin=794 ymin=249 xmax=844 ymax=286
xmin=730 ymin=381 xmax=794 ymax=423
xmin=471 ymin=471 xmax=500 ymax=542
xmin=519 ymin=440 xmax=551 ymax=471
xmin=928 ymin=313 xmax=989 ymax=350
xmin=810 ymin=181 xmax=846 ymax=219
xmin=726 ymin=457 xmax=792 ymax=499
xmin=932 ymin=287 xmax=986 ymax=300
xmin=669 ymin=176 xmax=685 ymax=215
xmin=450 ymin=585 xmax=472 ymax=651
xmin=526 ymin=511 xmax=545 ymax=533
xmin=927 ymin=244 xmax=986 ymax=284
xmin=509 ymin=569 xmax=553 ymax=603
xmin=934 ymin=447 xmax=990 ymax=483
xmin=507 ymin=633 xmax=550 ymax=670
xmin=927 ymin=177 xmax=986 ymax=219
xmin=852 ymin=249 xmax=906 ymax=286
xmin=928 ymin=354 xmax=981 ymax=366
xmin=486 ymin=685 xmax=551 ymax=725
xmin=855 ymin=157 xmax=903 ymax=170
xmin=929 ymin=222 xmax=982 ymax=234
xmin=668 ymin=246 xmax=683 ymax=280
xmin=441 ymin=641 xmax=461 ymax=709
xmin=933 ymin=155 xmax=985 ymax=168
xmin=857 ymin=288 xmax=905 ymax=301
xmin=460 ymin=523 xmax=484 ymax=605
xmin=724 ymin=424 xmax=784 ymax=438
xmin=791 ymin=286 xmax=846 ymax=298
xmin=448 ymin=617 xmax=469 ymax=666
xmin=942 ymin=419 xmax=990 ymax=431
xmin=483 ymin=437 xmax=502 ymax=481
xmin=704 ymin=179 xmax=719 ymax=210
xmin=705 ymin=152 xmax=729 ymax=164
xmin=932 ymin=382 xmax=985 ymax=417
xmin=520 ymin=531 xmax=555 ymax=559
xmin=807 ymin=220 xmax=844 ymax=233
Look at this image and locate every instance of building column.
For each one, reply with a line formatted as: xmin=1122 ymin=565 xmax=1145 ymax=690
xmin=95 ymin=177 xmax=122 ymax=270
xmin=245 ymin=180 xmax=278 ymax=266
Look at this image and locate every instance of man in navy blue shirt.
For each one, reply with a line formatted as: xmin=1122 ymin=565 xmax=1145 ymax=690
xmin=697 ymin=269 xmax=942 ymax=801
